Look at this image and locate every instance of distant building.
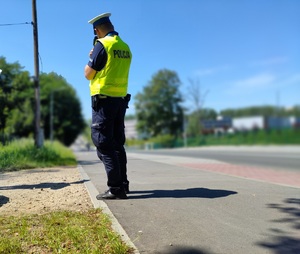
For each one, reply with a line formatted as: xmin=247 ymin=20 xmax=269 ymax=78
xmin=232 ymin=116 xmax=264 ymax=130
xmin=125 ymin=116 xmax=299 ymax=139
xmin=266 ymin=116 xmax=299 ymax=129
xmin=233 ymin=116 xmax=299 ymax=131
xmin=202 ymin=115 xmax=299 ymax=134
xmin=125 ymin=119 xmax=138 ymax=139
xmin=201 ymin=116 xmax=231 ymax=134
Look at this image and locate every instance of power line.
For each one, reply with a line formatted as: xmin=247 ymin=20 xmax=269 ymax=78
xmin=38 ymin=53 xmax=43 ymax=73
xmin=0 ymin=20 xmax=43 ymax=72
xmin=0 ymin=22 xmax=32 ymax=27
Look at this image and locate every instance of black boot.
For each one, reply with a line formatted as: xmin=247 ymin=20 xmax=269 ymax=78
xmin=123 ymin=181 xmax=130 ymax=194
xmin=96 ymin=187 xmax=128 ymax=200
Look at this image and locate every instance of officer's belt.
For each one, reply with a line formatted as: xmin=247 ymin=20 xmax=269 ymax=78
xmin=94 ymin=94 xmax=125 ymax=99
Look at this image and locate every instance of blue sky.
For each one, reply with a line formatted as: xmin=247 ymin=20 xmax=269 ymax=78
xmin=1 ymin=0 xmax=299 ymax=120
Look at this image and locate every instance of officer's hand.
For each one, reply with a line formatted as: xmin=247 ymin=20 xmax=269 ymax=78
xmin=89 ymin=48 xmax=94 ymax=58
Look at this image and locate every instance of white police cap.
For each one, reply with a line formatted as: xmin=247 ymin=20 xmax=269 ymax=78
xmin=88 ymin=12 xmax=111 ymax=28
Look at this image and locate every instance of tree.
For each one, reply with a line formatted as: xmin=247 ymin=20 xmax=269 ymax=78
xmin=135 ymin=69 xmax=184 ymax=138
xmin=186 ymin=108 xmax=217 ymax=137
xmin=185 ymin=78 xmax=209 ymax=137
xmin=0 ymin=57 xmax=34 ymax=143
xmin=0 ymin=57 xmax=85 ymax=146
xmin=288 ymin=105 xmax=300 ymax=117
xmin=220 ymin=106 xmax=295 ymax=118
xmin=39 ymin=72 xmax=86 ymax=146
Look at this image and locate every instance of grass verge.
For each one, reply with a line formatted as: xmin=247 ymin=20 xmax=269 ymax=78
xmin=0 ymin=139 xmax=134 ymax=253
xmin=0 ymin=209 xmax=133 ymax=254
xmin=0 ymin=139 xmax=77 ymax=172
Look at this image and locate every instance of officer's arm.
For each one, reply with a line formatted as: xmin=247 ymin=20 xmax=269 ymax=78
xmin=84 ymin=65 xmax=97 ymax=80
xmin=84 ymin=42 xmax=107 ymax=80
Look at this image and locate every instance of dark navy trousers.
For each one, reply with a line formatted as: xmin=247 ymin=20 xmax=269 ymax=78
xmin=91 ymin=96 xmax=128 ymax=189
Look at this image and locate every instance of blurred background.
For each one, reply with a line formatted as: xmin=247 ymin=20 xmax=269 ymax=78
xmin=1 ymin=0 xmax=299 ymax=149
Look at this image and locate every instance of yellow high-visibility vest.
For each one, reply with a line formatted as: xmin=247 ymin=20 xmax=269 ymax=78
xmin=89 ymin=35 xmax=132 ymax=96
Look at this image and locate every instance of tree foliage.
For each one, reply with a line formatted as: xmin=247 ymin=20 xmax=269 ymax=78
xmin=0 ymin=57 xmax=85 ymax=146
xmin=135 ymin=69 xmax=184 ymax=138
xmin=185 ymin=78 xmax=210 ymax=137
xmin=39 ymin=72 xmax=86 ymax=146
xmin=186 ymin=108 xmax=217 ymax=137
xmin=0 ymin=57 xmax=33 ymax=140
xmin=220 ymin=105 xmax=300 ymax=118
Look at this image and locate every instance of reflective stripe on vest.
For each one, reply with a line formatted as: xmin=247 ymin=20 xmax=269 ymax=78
xmin=89 ymin=35 xmax=132 ymax=96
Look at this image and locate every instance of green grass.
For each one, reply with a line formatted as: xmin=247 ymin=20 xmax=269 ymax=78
xmin=0 ymin=209 xmax=133 ymax=254
xmin=127 ymin=129 xmax=300 ymax=148
xmin=0 ymin=139 xmax=77 ymax=172
xmin=0 ymin=139 xmax=134 ymax=253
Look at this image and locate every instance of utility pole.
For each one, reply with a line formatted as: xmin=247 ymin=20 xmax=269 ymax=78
xmin=32 ymin=0 xmax=43 ymax=148
xmin=50 ymin=91 xmax=54 ymax=142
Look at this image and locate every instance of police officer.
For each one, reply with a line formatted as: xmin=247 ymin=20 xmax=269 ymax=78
xmin=84 ymin=13 xmax=132 ymax=199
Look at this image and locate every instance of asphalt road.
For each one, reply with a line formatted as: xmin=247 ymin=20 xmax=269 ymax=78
xmin=131 ymin=146 xmax=300 ymax=172
xmin=76 ymin=146 xmax=300 ymax=254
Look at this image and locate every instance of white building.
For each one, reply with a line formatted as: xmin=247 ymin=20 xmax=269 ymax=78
xmin=125 ymin=119 xmax=138 ymax=139
xmin=232 ymin=116 xmax=264 ymax=130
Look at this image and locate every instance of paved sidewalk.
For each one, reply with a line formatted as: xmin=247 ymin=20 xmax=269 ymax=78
xmin=76 ymin=163 xmax=140 ymax=254
xmin=77 ymin=147 xmax=300 ymax=254
xmin=180 ymin=161 xmax=300 ymax=188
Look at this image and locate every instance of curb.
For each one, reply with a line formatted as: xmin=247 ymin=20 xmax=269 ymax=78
xmin=77 ymin=165 xmax=140 ymax=254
